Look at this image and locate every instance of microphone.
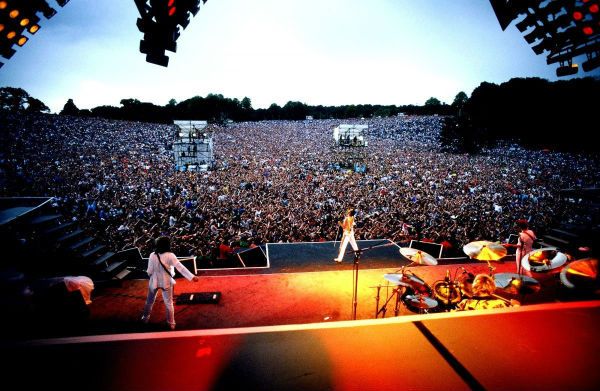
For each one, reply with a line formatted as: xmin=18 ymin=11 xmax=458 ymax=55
xmin=460 ymin=267 xmax=475 ymax=279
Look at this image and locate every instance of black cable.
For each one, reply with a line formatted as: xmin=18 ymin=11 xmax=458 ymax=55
xmin=414 ymin=321 xmax=486 ymax=391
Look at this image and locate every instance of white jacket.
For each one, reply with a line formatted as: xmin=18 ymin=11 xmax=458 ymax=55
xmin=147 ymin=251 xmax=195 ymax=289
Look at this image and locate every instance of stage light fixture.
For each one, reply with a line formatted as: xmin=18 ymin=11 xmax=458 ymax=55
xmin=0 ymin=0 xmax=69 ymax=64
xmin=524 ymin=25 xmax=547 ymax=43
xmin=135 ymin=0 xmax=206 ymax=67
xmin=516 ymin=13 xmax=538 ymax=32
xmin=582 ymin=54 xmax=600 ymax=71
xmin=490 ymin=0 xmax=600 ymax=76
xmin=556 ymin=63 xmax=579 ymax=76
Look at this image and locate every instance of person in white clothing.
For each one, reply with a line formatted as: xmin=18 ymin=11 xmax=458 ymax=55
xmin=141 ymin=236 xmax=199 ymax=330
xmin=516 ymin=219 xmax=536 ymax=274
xmin=334 ymin=208 xmax=359 ymax=263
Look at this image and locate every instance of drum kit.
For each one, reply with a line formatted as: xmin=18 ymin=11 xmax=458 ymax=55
xmin=376 ymin=240 xmax=592 ymax=317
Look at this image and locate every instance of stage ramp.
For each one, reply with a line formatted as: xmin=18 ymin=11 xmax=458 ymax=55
xmin=266 ymin=239 xmax=408 ymax=273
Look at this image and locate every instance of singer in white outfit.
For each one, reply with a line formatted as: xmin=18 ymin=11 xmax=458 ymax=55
xmin=334 ymin=208 xmax=359 ymax=262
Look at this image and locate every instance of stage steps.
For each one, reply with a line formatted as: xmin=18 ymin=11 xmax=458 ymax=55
xmin=2 ymin=197 xmax=132 ymax=282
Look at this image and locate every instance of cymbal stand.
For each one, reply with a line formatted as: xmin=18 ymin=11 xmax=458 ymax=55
xmin=376 ymin=284 xmax=405 ymax=318
xmin=486 ymin=260 xmax=496 ymax=276
xmin=374 ymin=284 xmax=382 ymax=318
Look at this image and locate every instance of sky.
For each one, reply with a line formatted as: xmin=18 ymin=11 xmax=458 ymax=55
xmin=1 ymin=0 xmax=597 ymax=114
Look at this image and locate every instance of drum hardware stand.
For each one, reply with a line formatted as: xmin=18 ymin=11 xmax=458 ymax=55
xmin=348 ymin=240 xmax=395 ymax=320
xmin=375 ymin=284 xmax=405 ymax=318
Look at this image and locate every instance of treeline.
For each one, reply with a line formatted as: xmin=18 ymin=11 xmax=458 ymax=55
xmin=58 ymin=95 xmax=456 ymax=123
xmin=441 ymin=76 xmax=600 ymax=152
xmin=2 ymin=76 xmax=598 ymax=151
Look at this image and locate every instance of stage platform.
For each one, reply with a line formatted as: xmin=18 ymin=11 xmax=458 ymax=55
xmin=4 ymin=301 xmax=599 ymax=390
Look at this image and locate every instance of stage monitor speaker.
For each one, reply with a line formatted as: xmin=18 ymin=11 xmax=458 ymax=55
xmin=116 ymin=247 xmax=143 ymax=269
xmin=236 ymin=246 xmax=268 ymax=267
xmin=409 ymin=240 xmax=443 ymax=258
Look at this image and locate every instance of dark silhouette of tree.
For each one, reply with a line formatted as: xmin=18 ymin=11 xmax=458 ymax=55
xmin=425 ymin=97 xmax=442 ymax=107
xmin=452 ymin=91 xmax=468 ymax=115
xmin=60 ymin=99 xmax=80 ymax=116
xmin=0 ymin=87 xmax=49 ymax=113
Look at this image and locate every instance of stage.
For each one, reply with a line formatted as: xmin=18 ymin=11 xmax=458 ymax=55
xmin=2 ymin=241 xmax=599 ymax=390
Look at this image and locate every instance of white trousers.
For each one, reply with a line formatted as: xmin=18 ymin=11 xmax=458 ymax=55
xmin=336 ymin=230 xmax=359 ymax=261
xmin=142 ymin=285 xmax=175 ymax=327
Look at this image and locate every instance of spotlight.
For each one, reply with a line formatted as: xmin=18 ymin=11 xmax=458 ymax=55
xmin=516 ymin=13 xmax=538 ymax=32
xmin=556 ymin=63 xmax=579 ymax=76
xmin=28 ymin=24 xmax=40 ymax=34
xmin=524 ymin=26 xmax=547 ymax=43
xmin=17 ymin=36 xmax=27 ymax=46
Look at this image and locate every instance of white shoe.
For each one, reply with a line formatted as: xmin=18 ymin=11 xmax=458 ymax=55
xmin=334 ymin=258 xmax=342 ymax=263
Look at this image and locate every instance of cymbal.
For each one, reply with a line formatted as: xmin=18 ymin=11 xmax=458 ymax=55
xmin=404 ymin=294 xmax=438 ymax=309
xmin=494 ymin=272 xmax=540 ymax=295
xmin=463 ymin=241 xmax=507 ymax=261
xmin=399 ymin=247 xmax=438 ymax=265
xmin=522 ymin=248 xmax=568 ymax=273
xmin=383 ymin=272 xmax=427 ymax=289
xmin=560 ymin=258 xmax=598 ymax=289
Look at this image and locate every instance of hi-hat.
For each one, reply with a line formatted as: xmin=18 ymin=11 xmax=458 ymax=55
xmin=560 ymin=258 xmax=598 ymax=289
xmin=404 ymin=294 xmax=438 ymax=309
xmin=494 ymin=272 xmax=540 ymax=295
xmin=463 ymin=241 xmax=507 ymax=261
xmin=522 ymin=248 xmax=568 ymax=273
xmin=399 ymin=247 xmax=438 ymax=265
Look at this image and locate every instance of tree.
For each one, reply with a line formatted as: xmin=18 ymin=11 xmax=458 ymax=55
xmin=0 ymin=87 xmax=50 ymax=113
xmin=241 ymin=96 xmax=252 ymax=110
xmin=424 ymin=97 xmax=442 ymax=107
xmin=26 ymin=97 xmax=50 ymax=113
xmin=451 ymin=91 xmax=468 ymax=115
xmin=0 ymin=87 xmax=31 ymax=111
xmin=60 ymin=99 xmax=80 ymax=116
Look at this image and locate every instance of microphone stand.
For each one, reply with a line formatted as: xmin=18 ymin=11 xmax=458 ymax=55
xmin=347 ymin=239 xmax=392 ymax=320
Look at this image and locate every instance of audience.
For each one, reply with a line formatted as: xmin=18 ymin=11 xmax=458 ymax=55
xmin=1 ymin=112 xmax=598 ymax=261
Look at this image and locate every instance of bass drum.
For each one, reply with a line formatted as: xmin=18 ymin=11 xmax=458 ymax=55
xmin=432 ymin=280 xmax=462 ymax=310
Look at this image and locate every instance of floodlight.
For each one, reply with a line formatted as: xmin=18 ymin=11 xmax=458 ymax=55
xmin=556 ymin=63 xmax=579 ymax=76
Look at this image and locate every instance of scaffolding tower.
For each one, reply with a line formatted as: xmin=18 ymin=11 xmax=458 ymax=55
xmin=331 ymin=124 xmax=368 ymax=172
xmin=173 ymin=120 xmax=215 ymax=172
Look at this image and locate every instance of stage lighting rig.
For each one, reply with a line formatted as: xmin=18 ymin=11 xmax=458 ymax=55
xmin=489 ymin=0 xmax=600 ymax=76
xmin=134 ymin=0 xmax=207 ymax=67
xmin=0 ymin=0 xmax=68 ymax=68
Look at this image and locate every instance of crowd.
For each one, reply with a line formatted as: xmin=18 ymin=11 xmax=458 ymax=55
xmin=1 ymin=111 xmax=598 ymax=261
